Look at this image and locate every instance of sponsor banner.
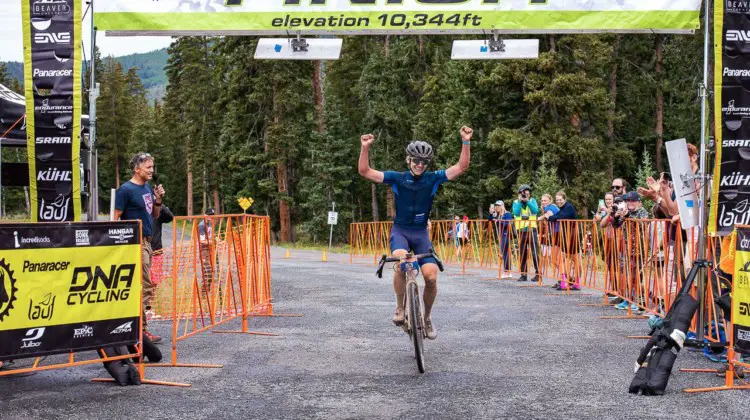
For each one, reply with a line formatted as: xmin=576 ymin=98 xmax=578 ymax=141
xmin=0 ymin=318 xmax=139 ymax=361
xmin=21 ymin=0 xmax=81 ymax=222
xmin=710 ymin=3 xmax=750 ymax=234
xmin=95 ymin=0 xmax=701 ymax=34
xmin=734 ymin=226 xmax=750 ymax=354
xmin=0 ymin=222 xmax=141 ymax=360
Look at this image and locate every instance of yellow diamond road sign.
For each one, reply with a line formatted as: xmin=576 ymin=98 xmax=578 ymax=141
xmin=238 ymin=197 xmax=254 ymax=211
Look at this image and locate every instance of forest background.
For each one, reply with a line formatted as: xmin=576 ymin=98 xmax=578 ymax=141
xmin=0 ymin=30 xmax=705 ymax=244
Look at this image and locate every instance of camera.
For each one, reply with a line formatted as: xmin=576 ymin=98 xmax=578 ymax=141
xmin=613 ymin=196 xmax=627 ymax=212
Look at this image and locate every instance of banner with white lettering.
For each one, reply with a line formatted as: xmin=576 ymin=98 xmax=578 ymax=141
xmin=95 ymin=0 xmax=701 ymax=34
xmin=711 ymin=2 xmax=750 ymax=235
xmin=0 ymin=222 xmax=141 ymax=361
xmin=21 ymin=0 xmax=82 ymax=222
xmin=734 ymin=226 xmax=750 ymax=354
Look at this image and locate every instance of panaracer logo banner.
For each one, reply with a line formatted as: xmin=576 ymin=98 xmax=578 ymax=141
xmin=711 ymin=1 xmax=750 ymax=234
xmin=21 ymin=0 xmax=81 ymax=222
xmin=735 ymin=227 xmax=750 ymax=354
xmin=95 ymin=0 xmax=702 ymax=34
xmin=0 ymin=222 xmax=141 ymax=361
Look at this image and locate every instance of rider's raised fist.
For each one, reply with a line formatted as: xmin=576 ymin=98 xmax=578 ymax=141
xmin=361 ymin=134 xmax=375 ymax=147
xmin=460 ymin=126 xmax=473 ymax=142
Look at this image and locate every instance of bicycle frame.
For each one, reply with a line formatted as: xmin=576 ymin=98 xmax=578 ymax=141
xmin=376 ymin=249 xmax=443 ymax=373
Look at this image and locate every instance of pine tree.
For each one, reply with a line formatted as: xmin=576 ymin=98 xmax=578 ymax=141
xmin=533 ymin=154 xmax=562 ymax=199
xmin=635 ymin=147 xmax=656 ymax=213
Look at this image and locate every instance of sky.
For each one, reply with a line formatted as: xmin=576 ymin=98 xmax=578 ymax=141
xmin=0 ymin=0 xmax=173 ymax=62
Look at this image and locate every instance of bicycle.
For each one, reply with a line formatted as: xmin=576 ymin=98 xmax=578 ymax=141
xmin=376 ymin=248 xmax=444 ymax=373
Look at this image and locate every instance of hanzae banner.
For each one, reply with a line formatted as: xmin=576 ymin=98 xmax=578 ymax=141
xmin=0 ymin=222 xmax=141 ymax=361
xmin=21 ymin=0 xmax=82 ymax=222
xmin=734 ymin=226 xmax=750 ymax=355
xmin=96 ymin=0 xmax=701 ymax=35
xmin=710 ymin=1 xmax=750 ymax=235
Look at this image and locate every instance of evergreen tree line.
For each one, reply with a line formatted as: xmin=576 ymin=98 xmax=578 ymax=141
xmin=1 ymin=33 xmax=705 ymax=243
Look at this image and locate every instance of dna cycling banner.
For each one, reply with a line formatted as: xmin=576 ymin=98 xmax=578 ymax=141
xmin=21 ymin=0 xmax=82 ymax=222
xmin=711 ymin=2 xmax=750 ymax=235
xmin=0 ymin=222 xmax=141 ymax=361
xmin=95 ymin=0 xmax=701 ymax=34
xmin=735 ymin=226 xmax=750 ymax=355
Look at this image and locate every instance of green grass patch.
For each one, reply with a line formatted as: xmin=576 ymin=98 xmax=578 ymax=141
xmin=278 ymin=241 xmax=350 ymax=254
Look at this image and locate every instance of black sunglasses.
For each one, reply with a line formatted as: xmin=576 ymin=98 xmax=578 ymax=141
xmin=612 ymin=185 xmax=623 ymax=190
xmin=410 ymin=157 xmax=430 ymax=166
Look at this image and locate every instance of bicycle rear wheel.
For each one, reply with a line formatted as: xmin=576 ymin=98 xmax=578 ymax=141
xmin=408 ymin=282 xmax=425 ymax=373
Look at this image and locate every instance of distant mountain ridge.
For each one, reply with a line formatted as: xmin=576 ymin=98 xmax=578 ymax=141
xmin=1 ymin=48 xmax=168 ymax=101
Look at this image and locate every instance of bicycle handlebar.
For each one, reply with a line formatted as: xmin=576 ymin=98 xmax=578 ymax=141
xmin=376 ymin=248 xmax=444 ymax=278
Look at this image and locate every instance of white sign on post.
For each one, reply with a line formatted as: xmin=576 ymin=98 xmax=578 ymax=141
xmin=328 ymin=211 xmax=338 ymax=225
xmin=666 ymin=138 xmax=699 ymax=230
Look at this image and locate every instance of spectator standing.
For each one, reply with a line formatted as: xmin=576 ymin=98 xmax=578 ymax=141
xmin=539 ymin=194 xmax=560 ymax=280
xmin=612 ymin=191 xmax=649 ymax=312
xmin=114 ymin=152 xmax=165 ymax=343
xmin=541 ymin=191 xmax=579 ymax=290
xmin=512 ymin=184 xmax=540 ymax=282
xmin=457 ymin=215 xmax=470 ymax=258
xmin=596 ymin=192 xmax=620 ymax=302
xmin=489 ymin=200 xmax=513 ymax=278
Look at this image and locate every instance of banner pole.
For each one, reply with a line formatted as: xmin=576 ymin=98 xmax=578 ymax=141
xmin=696 ymin=0 xmax=711 ymax=343
xmin=89 ymin=0 xmax=99 ymax=221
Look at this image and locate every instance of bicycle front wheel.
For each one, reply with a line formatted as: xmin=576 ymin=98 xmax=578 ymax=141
xmin=408 ymin=282 xmax=425 ymax=374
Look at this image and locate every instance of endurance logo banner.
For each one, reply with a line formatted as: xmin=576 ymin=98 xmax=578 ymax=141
xmin=711 ymin=2 xmax=750 ymax=235
xmin=21 ymin=0 xmax=82 ymax=222
xmin=96 ymin=0 xmax=701 ymax=34
xmin=735 ymin=226 xmax=750 ymax=355
xmin=0 ymin=222 xmax=141 ymax=361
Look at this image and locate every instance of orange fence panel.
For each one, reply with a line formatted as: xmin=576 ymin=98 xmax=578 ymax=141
xmin=148 ymin=214 xmax=274 ymax=369
xmin=349 ymin=219 xmax=726 ymax=340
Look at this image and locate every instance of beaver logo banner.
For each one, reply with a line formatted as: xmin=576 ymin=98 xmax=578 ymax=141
xmin=0 ymin=222 xmax=141 ymax=361
xmin=711 ymin=2 xmax=750 ymax=234
xmin=21 ymin=0 xmax=82 ymax=222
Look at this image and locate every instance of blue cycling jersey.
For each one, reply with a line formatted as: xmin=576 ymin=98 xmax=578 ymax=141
xmin=382 ymin=170 xmax=449 ymax=230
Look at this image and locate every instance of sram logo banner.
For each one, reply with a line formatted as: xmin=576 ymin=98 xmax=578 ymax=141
xmin=95 ymin=0 xmax=702 ymax=34
xmin=735 ymin=227 xmax=750 ymax=354
xmin=0 ymin=221 xmax=140 ymax=361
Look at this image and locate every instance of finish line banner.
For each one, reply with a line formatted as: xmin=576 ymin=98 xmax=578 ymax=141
xmin=735 ymin=226 xmax=750 ymax=355
xmin=0 ymin=222 xmax=141 ymax=361
xmin=710 ymin=2 xmax=750 ymax=235
xmin=21 ymin=0 xmax=82 ymax=222
xmin=96 ymin=0 xmax=701 ymax=35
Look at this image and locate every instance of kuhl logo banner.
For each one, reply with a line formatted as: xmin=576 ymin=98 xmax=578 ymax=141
xmin=710 ymin=1 xmax=750 ymax=234
xmin=0 ymin=222 xmax=141 ymax=361
xmin=21 ymin=0 xmax=82 ymax=222
xmin=95 ymin=0 xmax=701 ymax=34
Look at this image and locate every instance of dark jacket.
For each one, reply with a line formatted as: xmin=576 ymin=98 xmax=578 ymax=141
xmin=546 ymin=202 xmax=577 ymax=221
xmin=488 ymin=212 xmax=513 ymax=237
xmin=151 ymin=205 xmax=174 ymax=251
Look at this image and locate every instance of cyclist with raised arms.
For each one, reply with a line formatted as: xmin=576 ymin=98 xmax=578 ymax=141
xmin=358 ymin=126 xmax=473 ymax=339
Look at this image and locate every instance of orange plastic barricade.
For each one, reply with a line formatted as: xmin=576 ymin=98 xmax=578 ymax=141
xmin=682 ymin=226 xmax=750 ymax=393
xmin=349 ymin=222 xmax=392 ymax=265
xmin=0 ymin=220 xmax=188 ymax=387
xmin=147 ymin=214 xmax=284 ymax=369
xmin=348 ymin=218 xmax=722 ymax=332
